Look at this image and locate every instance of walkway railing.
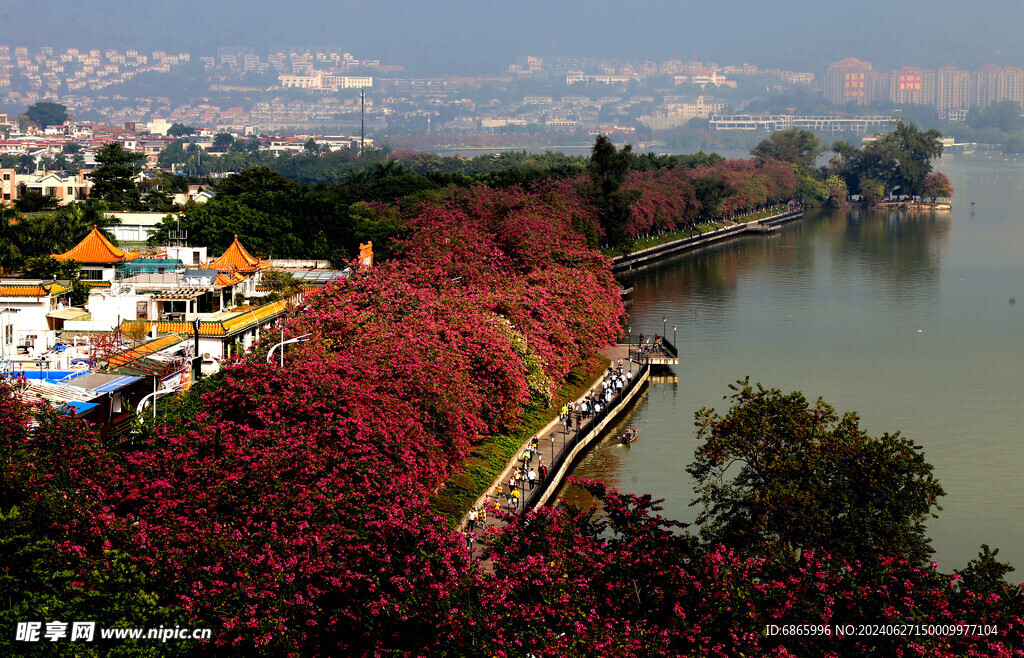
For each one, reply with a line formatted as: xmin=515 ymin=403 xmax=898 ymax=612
xmin=611 ymin=206 xmax=805 ymax=273
xmin=522 ymin=360 xmax=651 ymax=510
xmin=626 ymin=337 xmax=675 ymax=368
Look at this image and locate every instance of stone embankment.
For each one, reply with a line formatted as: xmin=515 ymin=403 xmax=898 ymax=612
xmin=611 ymin=208 xmax=804 ymax=274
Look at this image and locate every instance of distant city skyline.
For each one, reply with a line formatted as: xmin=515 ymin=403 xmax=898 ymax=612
xmin=14 ymin=0 xmax=1024 ymax=75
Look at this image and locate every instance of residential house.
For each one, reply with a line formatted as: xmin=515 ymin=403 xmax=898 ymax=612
xmin=0 ymin=279 xmax=73 ymax=362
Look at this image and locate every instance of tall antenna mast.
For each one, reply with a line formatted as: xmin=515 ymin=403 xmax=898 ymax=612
xmin=360 ymin=89 xmax=365 ymax=155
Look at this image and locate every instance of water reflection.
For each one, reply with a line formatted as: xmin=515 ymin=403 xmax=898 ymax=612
xmin=567 ymin=158 xmax=1024 ymax=578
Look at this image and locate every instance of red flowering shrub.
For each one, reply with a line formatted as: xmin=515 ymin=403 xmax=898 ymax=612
xmin=6 ymin=163 xmax=1012 ymax=658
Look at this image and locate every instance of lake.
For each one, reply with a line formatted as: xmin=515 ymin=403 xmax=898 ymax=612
xmin=562 ymin=153 xmax=1024 ymax=578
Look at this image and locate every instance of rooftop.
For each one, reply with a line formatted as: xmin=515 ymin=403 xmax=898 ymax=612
xmin=53 ymin=226 xmax=138 ymax=265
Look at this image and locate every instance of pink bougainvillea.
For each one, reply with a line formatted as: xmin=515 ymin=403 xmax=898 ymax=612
xmin=6 ymin=166 xmax=1015 ymax=658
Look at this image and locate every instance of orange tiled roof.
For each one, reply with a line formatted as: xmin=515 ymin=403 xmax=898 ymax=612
xmin=105 ymin=333 xmax=184 ymax=367
xmin=0 ymin=281 xmax=71 ymax=298
xmin=53 ymin=226 xmax=138 ymax=264
xmin=215 ymin=270 xmax=247 ymax=286
xmin=207 ymin=236 xmax=271 ymax=272
xmin=119 ymin=300 xmax=288 ymax=339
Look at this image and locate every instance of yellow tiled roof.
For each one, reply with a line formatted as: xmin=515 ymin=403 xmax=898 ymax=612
xmin=53 ymin=226 xmax=138 ymax=264
xmin=119 ymin=301 xmax=288 ymax=339
xmin=105 ymin=333 xmax=184 ymax=367
xmin=207 ymin=236 xmax=271 ymax=272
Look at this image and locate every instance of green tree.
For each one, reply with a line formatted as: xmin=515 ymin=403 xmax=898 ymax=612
xmin=260 ymin=268 xmax=302 ymax=302
xmin=14 ymin=191 xmax=59 ymax=213
xmin=825 ymin=174 xmax=849 ymax=208
xmin=792 ymin=163 xmax=827 ymax=203
xmin=166 ymin=123 xmax=196 ymax=137
xmin=0 ymin=205 xmax=23 ymax=274
xmin=858 ymin=176 xmax=885 ymax=205
xmin=16 ymin=154 xmax=35 ymax=174
xmin=24 ymin=101 xmax=68 ymax=129
xmin=157 ymin=139 xmax=189 ymax=168
xmin=862 ymin=121 xmax=944 ymax=197
xmin=966 ymin=101 xmax=1024 ymax=133
xmin=23 ymin=256 xmax=89 ymax=305
xmin=304 ymin=137 xmax=325 ymax=155
xmin=588 ymin=135 xmax=636 ymax=249
xmin=347 ymin=201 xmax=405 ymax=263
xmin=687 ymin=379 xmax=944 ymax=565
xmin=88 ymin=143 xmax=146 ymax=210
xmin=750 ymin=128 xmax=824 ymax=170
xmin=212 ymin=132 xmax=234 ymax=150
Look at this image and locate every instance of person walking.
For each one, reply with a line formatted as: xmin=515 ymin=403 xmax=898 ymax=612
xmin=528 ymin=468 xmax=537 ymax=490
xmin=539 ymin=463 xmax=548 ymax=480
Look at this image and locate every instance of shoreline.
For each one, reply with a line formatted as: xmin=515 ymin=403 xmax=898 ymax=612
xmin=611 ymin=207 xmax=805 ymax=274
xmin=458 ymin=344 xmax=655 ymax=538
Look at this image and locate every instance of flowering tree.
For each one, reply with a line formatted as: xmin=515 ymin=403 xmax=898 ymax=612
xmin=921 ymin=172 xmax=954 ymax=202
xmin=6 ymin=158 xmax=1011 ymax=658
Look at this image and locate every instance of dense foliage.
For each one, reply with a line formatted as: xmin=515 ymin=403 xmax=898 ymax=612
xmin=0 ymin=200 xmax=119 ymax=275
xmin=4 ymin=147 xmax=1005 ymax=657
xmin=827 ymin=122 xmax=946 ymax=200
xmin=144 ymin=146 xmax=800 ymax=261
xmin=688 ymin=379 xmax=944 ymax=565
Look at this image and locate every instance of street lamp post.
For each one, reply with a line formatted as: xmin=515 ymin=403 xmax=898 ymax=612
xmin=267 ymin=332 xmax=311 ymax=367
xmin=673 ymin=324 xmax=677 ymax=350
xmin=663 ymin=317 xmax=667 ymax=340
xmin=550 ymin=432 xmax=556 ymax=464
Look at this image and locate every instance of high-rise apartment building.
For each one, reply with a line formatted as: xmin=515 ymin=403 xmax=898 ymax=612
xmin=823 ymin=58 xmax=876 ymax=105
xmin=826 ymin=59 xmax=1024 ymax=114
xmin=935 ymin=66 xmax=970 ymax=114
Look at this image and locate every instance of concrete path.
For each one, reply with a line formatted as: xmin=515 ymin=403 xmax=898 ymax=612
xmin=460 ymin=343 xmax=641 ymax=566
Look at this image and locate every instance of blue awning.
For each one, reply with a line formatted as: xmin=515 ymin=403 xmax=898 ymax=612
xmin=66 ymin=401 xmax=99 ymax=416
xmin=91 ymin=375 xmax=143 ymax=393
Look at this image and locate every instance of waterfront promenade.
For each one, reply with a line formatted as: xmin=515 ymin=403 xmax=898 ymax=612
xmin=611 ymin=206 xmax=804 ymax=274
xmin=460 ymin=341 xmax=665 ymax=563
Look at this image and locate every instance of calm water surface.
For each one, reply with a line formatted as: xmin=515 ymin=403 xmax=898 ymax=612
xmin=562 ymin=154 xmax=1024 ymax=577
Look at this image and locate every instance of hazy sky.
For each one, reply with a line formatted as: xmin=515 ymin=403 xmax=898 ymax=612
xmin=12 ymin=0 xmax=1024 ymax=75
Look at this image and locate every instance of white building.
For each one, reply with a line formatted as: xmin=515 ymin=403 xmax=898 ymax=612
xmin=0 ymin=279 xmax=73 ymax=362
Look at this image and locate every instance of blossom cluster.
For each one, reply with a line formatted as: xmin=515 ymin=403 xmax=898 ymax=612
xmin=4 ymin=171 xmax=1019 ymax=657
xmin=621 ymin=158 xmax=799 ymax=236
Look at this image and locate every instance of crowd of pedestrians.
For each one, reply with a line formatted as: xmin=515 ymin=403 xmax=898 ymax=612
xmin=463 ymin=355 xmax=641 ymax=557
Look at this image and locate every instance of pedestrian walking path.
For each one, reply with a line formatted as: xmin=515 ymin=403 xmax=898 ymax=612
xmin=460 ymin=342 xmax=654 ymax=567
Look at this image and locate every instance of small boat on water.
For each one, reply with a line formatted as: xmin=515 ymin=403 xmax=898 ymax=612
xmin=621 ymin=427 xmax=639 ymax=445
xmin=618 ymin=286 xmax=634 ymax=299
